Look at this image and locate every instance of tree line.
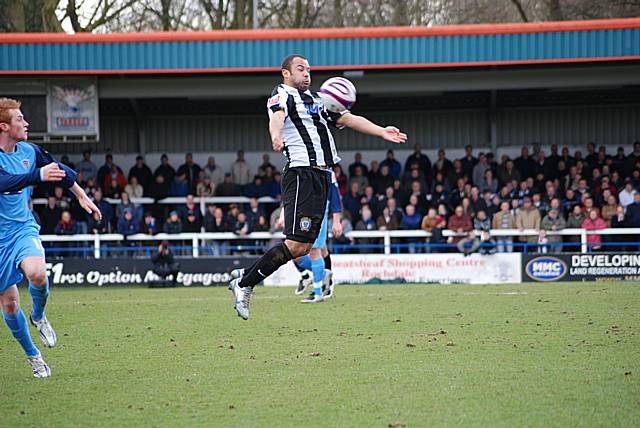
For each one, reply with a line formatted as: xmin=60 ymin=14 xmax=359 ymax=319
xmin=1 ymin=0 xmax=638 ymax=33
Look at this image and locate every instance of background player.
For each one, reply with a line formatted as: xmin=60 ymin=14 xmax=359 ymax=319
xmin=229 ymin=54 xmax=406 ymax=320
xmin=0 ymin=97 xmax=101 ymax=377
xmin=291 ymin=168 xmax=342 ymax=302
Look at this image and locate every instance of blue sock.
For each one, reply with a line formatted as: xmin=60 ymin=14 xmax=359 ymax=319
xmin=3 ymin=308 xmax=39 ymax=357
xmin=297 ymin=255 xmax=312 ymax=271
xmin=311 ymin=258 xmax=325 ymax=296
xmin=29 ymin=278 xmax=49 ymax=322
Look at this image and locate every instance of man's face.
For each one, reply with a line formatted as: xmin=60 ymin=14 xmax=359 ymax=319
xmin=1 ymin=109 xmax=29 ymax=141
xmin=283 ymin=57 xmax=311 ymax=90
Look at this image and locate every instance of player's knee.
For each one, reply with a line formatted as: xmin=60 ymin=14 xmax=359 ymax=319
xmin=1 ymin=298 xmax=19 ymax=315
xmin=287 ymin=243 xmax=312 ymax=259
xmin=27 ymin=270 xmax=47 ymax=286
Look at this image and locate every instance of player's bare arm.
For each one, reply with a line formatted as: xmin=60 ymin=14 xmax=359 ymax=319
xmin=337 ymin=112 xmax=407 ymax=144
xmin=69 ymin=182 xmax=102 ymax=220
xmin=332 ymin=212 xmax=343 ymax=238
xmin=269 ymin=110 xmax=286 ymax=152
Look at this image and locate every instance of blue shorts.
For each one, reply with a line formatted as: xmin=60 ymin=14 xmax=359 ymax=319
xmin=0 ymin=229 xmax=45 ymax=293
xmin=312 ymin=202 xmax=330 ymax=249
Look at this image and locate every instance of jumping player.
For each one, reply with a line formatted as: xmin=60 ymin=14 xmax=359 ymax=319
xmin=0 ymin=98 xmax=101 ymax=377
xmin=229 ymin=54 xmax=406 ymax=320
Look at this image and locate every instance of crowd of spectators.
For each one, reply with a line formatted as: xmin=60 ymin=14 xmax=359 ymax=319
xmin=33 ymin=141 xmax=640 ymax=255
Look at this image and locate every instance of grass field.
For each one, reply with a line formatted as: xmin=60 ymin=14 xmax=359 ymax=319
xmin=1 ymin=282 xmax=639 ymax=427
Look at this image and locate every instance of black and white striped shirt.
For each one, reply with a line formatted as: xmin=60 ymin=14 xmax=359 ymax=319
xmin=267 ymin=84 xmax=343 ymax=168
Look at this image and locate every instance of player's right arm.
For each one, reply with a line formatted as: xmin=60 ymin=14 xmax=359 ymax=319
xmin=267 ymin=87 xmax=288 ymax=152
xmin=269 ymin=110 xmax=286 ymax=152
xmin=0 ymin=163 xmax=65 ymax=193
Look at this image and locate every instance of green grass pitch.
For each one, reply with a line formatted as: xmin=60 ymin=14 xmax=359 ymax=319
xmin=1 ymin=282 xmax=639 ymax=427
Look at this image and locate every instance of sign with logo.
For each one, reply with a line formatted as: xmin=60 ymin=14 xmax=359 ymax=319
xmin=524 ymin=256 xmax=567 ymax=282
xmin=47 ymin=79 xmax=99 ymax=137
xmin=44 ymin=257 xmax=257 ymax=287
xmin=296 ymin=253 xmax=522 ymax=285
xmin=523 ymin=253 xmax=640 ymax=282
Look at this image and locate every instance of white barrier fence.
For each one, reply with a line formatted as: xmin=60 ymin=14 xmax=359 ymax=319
xmin=39 ymin=228 xmax=640 ymax=259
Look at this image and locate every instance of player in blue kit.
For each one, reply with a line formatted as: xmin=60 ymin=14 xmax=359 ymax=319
xmin=0 ymin=98 xmax=101 ymax=377
xmin=292 ymin=169 xmax=342 ymax=302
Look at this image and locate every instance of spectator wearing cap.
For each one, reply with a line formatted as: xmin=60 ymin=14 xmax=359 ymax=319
xmin=164 ymin=211 xmax=183 ymax=234
xmin=128 ymin=155 xmax=153 ymax=196
xmin=152 ymin=154 xmax=175 ymax=200
xmin=380 ymin=149 xmax=401 ymax=179
xmin=516 ymin=196 xmax=541 ymax=247
xmin=117 ymin=208 xmax=140 ymax=237
xmin=116 ymin=192 xmax=137 ymax=223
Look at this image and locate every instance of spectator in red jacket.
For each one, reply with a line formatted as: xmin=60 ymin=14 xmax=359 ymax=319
xmin=447 ymin=205 xmax=472 ymax=245
xmin=582 ymin=208 xmax=607 ymax=251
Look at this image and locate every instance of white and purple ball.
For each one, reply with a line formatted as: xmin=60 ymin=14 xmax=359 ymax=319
xmin=319 ymin=77 xmax=357 ymax=112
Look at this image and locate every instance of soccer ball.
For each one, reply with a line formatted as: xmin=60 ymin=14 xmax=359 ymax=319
xmin=319 ymin=77 xmax=357 ymax=112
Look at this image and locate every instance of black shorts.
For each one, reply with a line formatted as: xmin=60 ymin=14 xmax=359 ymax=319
xmin=282 ymin=167 xmax=330 ymax=243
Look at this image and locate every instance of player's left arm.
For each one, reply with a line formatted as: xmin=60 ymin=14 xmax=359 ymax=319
xmin=328 ymin=172 xmax=343 ymax=237
xmin=336 ymin=112 xmax=407 ymax=144
xmin=29 ymin=143 xmax=102 ymax=220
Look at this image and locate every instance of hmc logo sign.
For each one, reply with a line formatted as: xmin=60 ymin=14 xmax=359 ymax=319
xmin=525 ymin=256 xmax=567 ymax=282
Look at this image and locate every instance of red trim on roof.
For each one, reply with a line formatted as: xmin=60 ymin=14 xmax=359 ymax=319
xmin=2 ymin=18 xmax=640 ymax=44
xmin=1 ymin=55 xmax=639 ymax=76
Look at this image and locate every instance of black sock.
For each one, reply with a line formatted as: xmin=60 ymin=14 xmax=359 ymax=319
xmin=293 ymin=260 xmax=306 ymax=273
xmin=239 ymin=243 xmax=293 ymax=288
xmin=324 ymin=253 xmax=332 ymax=271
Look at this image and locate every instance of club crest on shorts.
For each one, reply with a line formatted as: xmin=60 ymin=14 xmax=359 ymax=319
xmin=299 ymin=217 xmax=312 ymax=232
xmin=22 ymin=159 xmax=30 ymax=169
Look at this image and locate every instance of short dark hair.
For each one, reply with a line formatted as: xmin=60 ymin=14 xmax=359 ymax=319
xmin=281 ymin=54 xmax=307 ymax=71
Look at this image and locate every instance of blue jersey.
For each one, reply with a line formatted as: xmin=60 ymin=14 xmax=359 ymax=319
xmin=0 ymin=142 xmax=76 ymax=241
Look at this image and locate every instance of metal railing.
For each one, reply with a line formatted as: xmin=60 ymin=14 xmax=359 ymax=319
xmin=39 ymin=228 xmax=640 ymax=258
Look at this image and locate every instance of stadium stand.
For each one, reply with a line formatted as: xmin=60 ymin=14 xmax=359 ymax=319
xmin=34 ymin=141 xmax=640 ymax=257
